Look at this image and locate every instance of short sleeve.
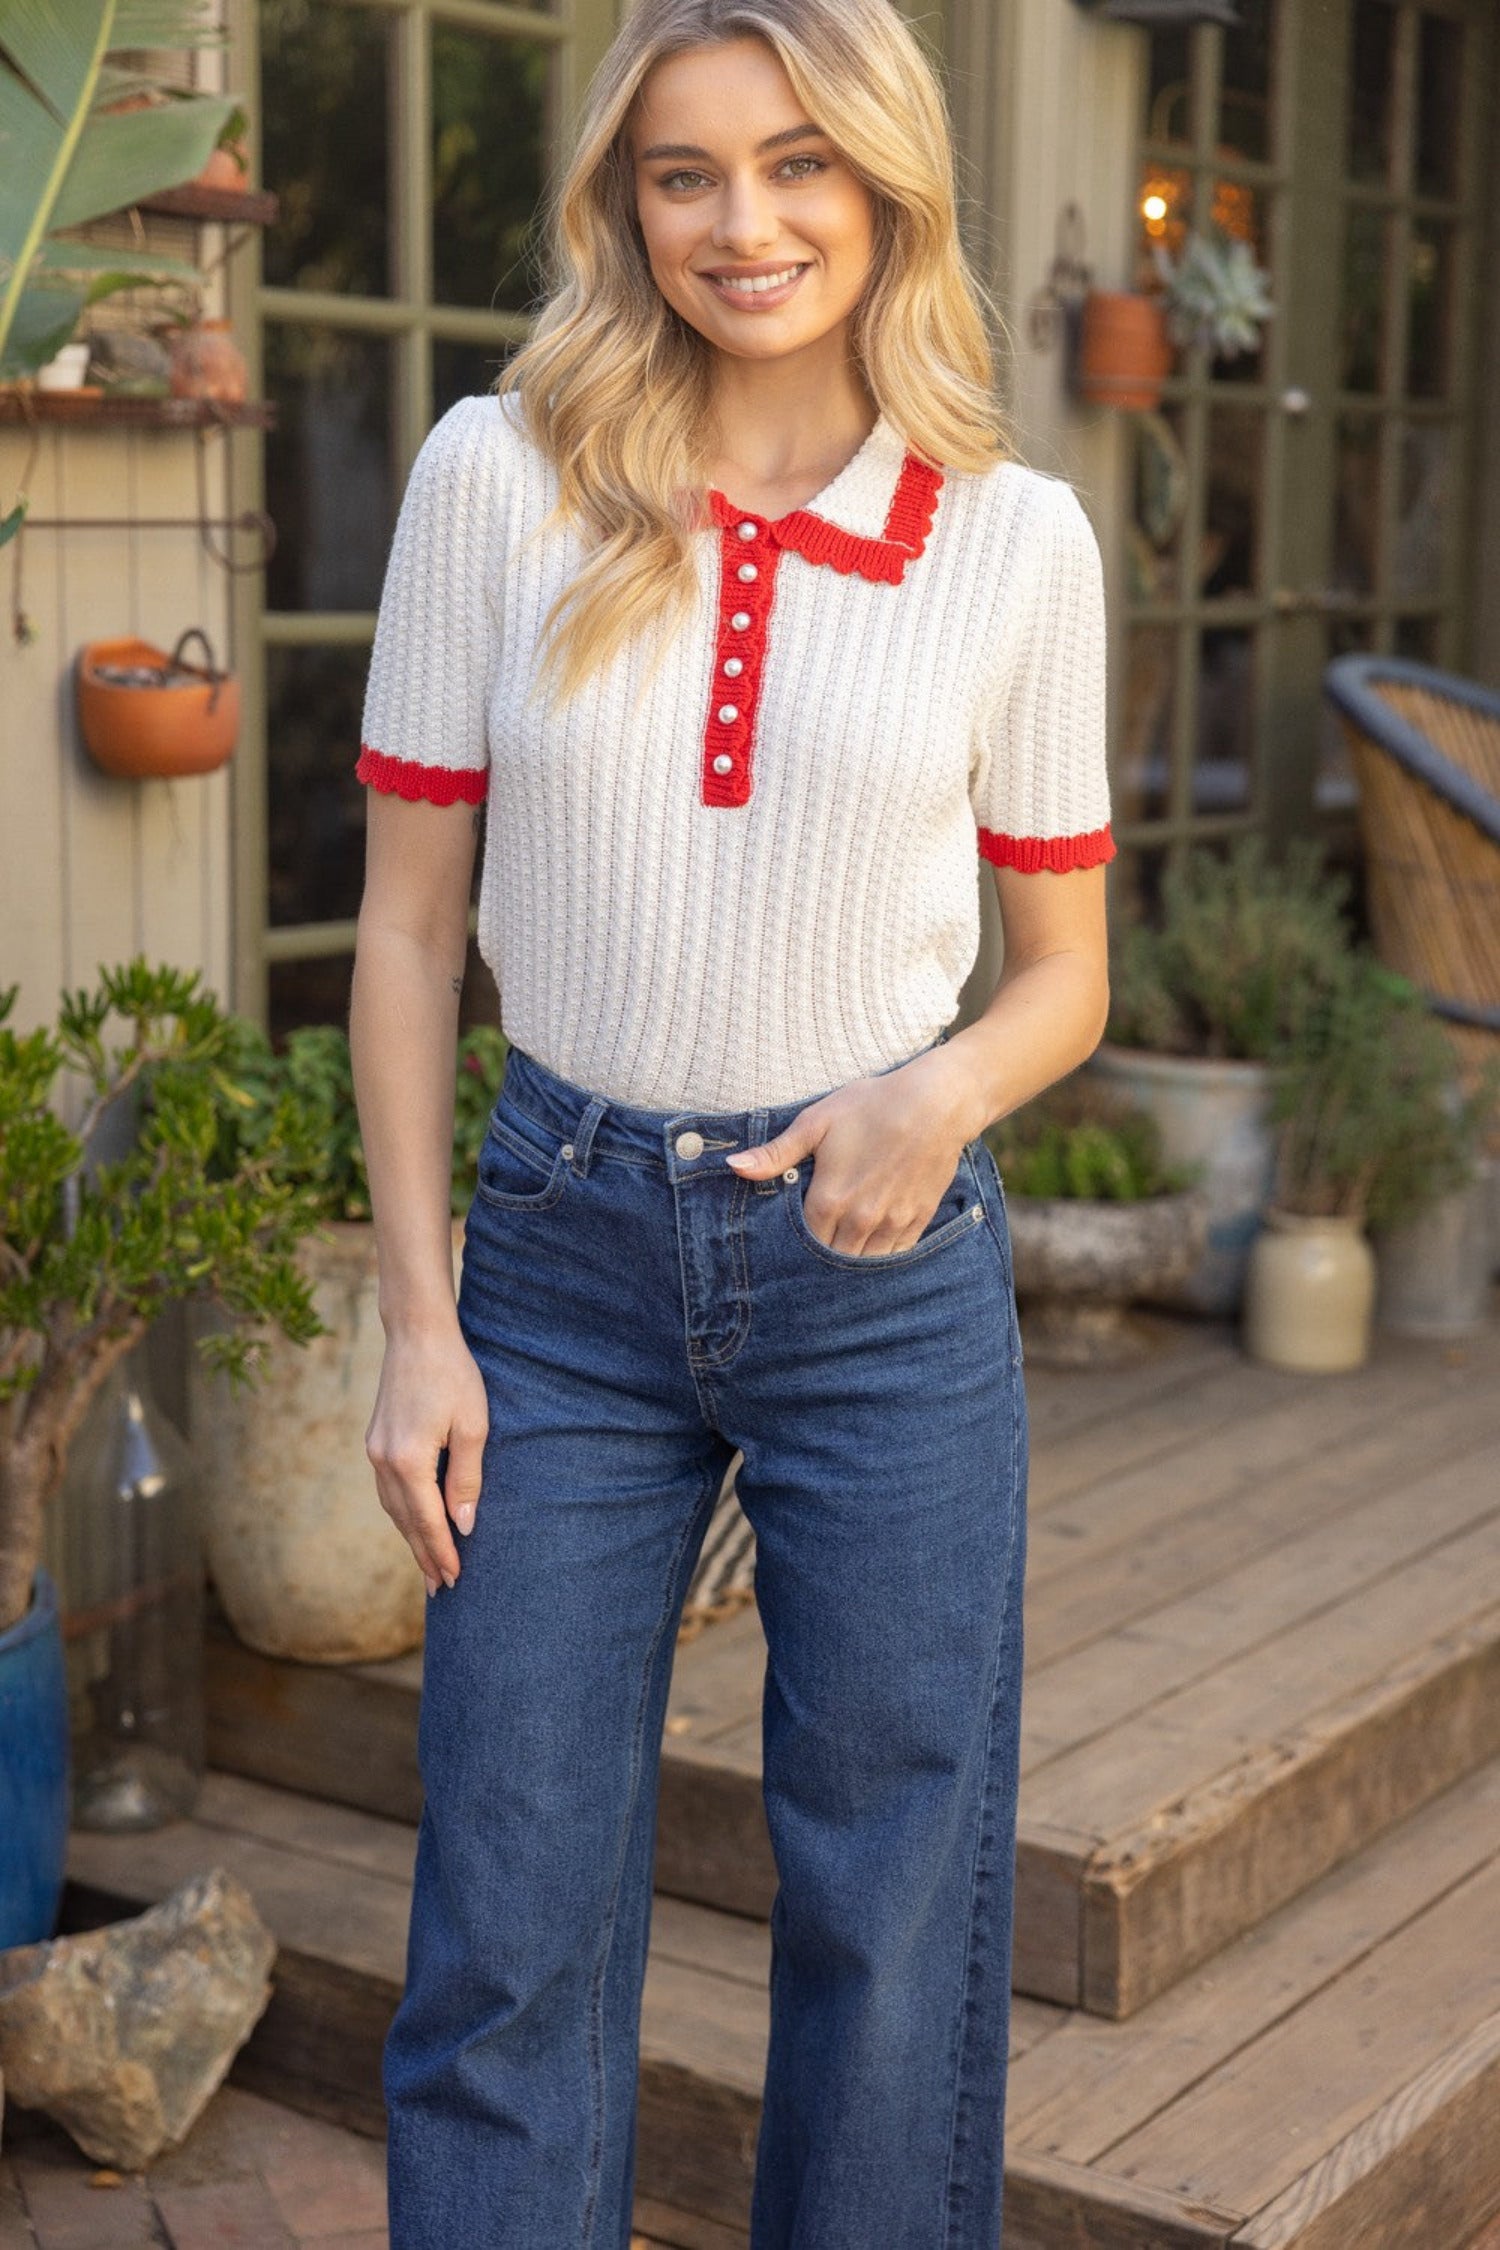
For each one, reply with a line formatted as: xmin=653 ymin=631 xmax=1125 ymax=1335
xmin=969 ymin=472 xmax=1115 ymax=873
xmin=355 ymin=395 xmax=500 ymax=808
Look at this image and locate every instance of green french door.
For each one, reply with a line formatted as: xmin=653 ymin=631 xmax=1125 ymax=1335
xmin=229 ymin=0 xmax=618 ymax=1033
xmin=1116 ymin=0 xmax=1491 ymax=907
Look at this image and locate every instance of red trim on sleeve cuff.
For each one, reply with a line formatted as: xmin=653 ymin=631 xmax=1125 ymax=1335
xmin=977 ymin=824 xmax=1116 ymax=871
xmin=356 ymin=745 xmax=486 ymax=806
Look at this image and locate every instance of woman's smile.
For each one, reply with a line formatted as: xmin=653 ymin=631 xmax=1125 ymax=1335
xmin=699 ymin=261 xmax=812 ymax=308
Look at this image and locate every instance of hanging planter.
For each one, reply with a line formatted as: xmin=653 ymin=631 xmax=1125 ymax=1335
xmin=162 ymin=314 xmax=248 ymax=404
xmin=76 ymin=628 xmax=239 ymax=779
xmin=1075 ymin=289 xmax=1175 ymax=411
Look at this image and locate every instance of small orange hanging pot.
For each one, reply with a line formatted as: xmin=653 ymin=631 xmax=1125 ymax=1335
xmin=1075 ymin=289 xmax=1175 ymax=411
xmin=76 ymin=628 xmax=239 ymax=780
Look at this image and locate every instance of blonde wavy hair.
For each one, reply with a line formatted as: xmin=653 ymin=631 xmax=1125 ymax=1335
xmin=497 ymin=0 xmax=1017 ymax=713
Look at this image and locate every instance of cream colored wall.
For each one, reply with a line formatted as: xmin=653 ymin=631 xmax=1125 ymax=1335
xmin=0 ymin=41 xmax=234 ymax=1039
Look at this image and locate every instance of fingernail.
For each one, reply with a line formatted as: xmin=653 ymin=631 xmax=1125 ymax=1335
xmin=726 ymin=1151 xmax=755 ymax=1168
xmin=425 ymin=1576 xmax=440 ymax=1598
xmin=454 ymin=1502 xmax=476 ymax=1536
xmin=441 ymin=1568 xmax=458 ymax=1590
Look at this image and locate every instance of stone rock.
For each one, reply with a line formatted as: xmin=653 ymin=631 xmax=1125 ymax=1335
xmin=0 ymin=1868 xmax=275 ymax=2169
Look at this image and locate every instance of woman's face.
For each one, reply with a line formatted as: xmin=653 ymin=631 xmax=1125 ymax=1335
xmin=629 ymin=36 xmax=878 ymax=370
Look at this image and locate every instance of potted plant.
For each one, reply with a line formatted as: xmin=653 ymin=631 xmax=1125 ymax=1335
xmin=1152 ymin=221 xmax=1275 ymax=365
xmin=1093 ymin=837 xmax=1352 ymax=1315
xmin=1244 ymin=963 xmax=1495 ymax=1372
xmin=76 ymin=628 xmax=239 ymax=780
xmin=985 ymin=1079 xmax=1206 ymax=1367
xmin=0 ymin=4 xmax=242 ymax=546
xmin=193 ymin=1021 xmax=509 ymax=1666
xmin=1075 ymin=286 xmax=1176 ymax=411
xmin=0 ymin=963 xmax=325 ymax=1947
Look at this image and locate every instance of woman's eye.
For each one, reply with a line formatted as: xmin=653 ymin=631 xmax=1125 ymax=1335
xmin=657 ymin=156 xmax=828 ymax=193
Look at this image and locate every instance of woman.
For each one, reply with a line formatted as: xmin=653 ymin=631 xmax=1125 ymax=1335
xmin=350 ymin=2 xmax=1111 ymax=2243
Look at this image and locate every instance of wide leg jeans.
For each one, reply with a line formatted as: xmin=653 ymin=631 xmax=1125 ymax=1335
xmin=384 ymin=1031 xmax=1030 ymax=2250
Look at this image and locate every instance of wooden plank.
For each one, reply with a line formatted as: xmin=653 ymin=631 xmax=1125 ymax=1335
xmin=1004 ymin=2149 xmax=1240 ymax=2249
xmin=1231 ymin=2012 xmax=1500 ymax=2250
xmin=630 ymin=2197 xmax=749 ymax=2250
xmin=206 ymin=1622 xmax=425 ymax=1826
xmin=1105 ymin=1852 xmax=1500 ymax=2213
xmin=1007 ymin=1759 xmax=1500 ymax=2155
xmin=1080 ymin=1611 xmax=1500 ymax=2015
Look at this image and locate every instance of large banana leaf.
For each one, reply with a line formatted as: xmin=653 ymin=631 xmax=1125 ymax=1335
xmin=1 ymin=0 xmax=242 ymax=541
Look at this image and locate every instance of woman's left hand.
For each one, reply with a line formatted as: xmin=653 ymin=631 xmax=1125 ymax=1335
xmin=724 ymin=1046 xmax=978 ymax=1257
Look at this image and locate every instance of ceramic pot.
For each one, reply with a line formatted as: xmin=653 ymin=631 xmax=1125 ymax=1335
xmin=36 ymin=342 xmax=92 ymax=392
xmin=1076 ymin=290 xmax=1175 ymax=411
xmin=1086 ymin=1043 xmax=1278 ymax=1315
xmin=1375 ymin=1167 xmax=1495 ymax=1339
xmin=167 ymin=316 xmax=247 ymax=404
xmin=1005 ymin=1189 xmax=1210 ymax=1368
xmin=1243 ymin=1209 xmax=1376 ymax=1373
xmin=76 ymin=628 xmax=239 ymax=780
xmin=192 ymin=140 xmax=249 ymax=192
xmin=193 ymin=1221 xmax=465 ymax=1665
xmin=0 ymin=1570 xmax=71 ymax=1949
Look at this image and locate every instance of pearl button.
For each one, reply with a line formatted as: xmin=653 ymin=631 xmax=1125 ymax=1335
xmin=675 ymin=1130 xmax=704 ymax=1160
xmin=730 ymin=611 xmax=751 ymax=631
xmin=737 ymin=562 xmax=758 ymax=582
xmin=712 ymin=753 xmax=734 ymax=774
xmin=723 ymin=656 xmax=744 ymax=677
xmin=737 ymin=522 xmax=758 ymax=541
xmin=718 ymin=703 xmax=739 ymax=724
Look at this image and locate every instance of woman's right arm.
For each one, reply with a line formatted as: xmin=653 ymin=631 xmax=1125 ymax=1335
xmin=350 ymin=789 xmax=489 ymax=1596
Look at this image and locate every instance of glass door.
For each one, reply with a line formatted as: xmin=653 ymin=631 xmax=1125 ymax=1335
xmin=1116 ymin=0 xmax=1490 ymax=907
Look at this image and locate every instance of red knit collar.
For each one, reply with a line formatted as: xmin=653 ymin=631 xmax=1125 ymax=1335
xmin=704 ymin=414 xmax=943 ymax=586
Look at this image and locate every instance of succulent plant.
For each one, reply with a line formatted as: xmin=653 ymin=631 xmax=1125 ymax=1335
xmin=1153 ymin=224 xmax=1274 ymax=360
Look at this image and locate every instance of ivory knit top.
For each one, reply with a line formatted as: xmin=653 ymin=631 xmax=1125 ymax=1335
xmin=356 ymin=390 xmax=1113 ymax=1111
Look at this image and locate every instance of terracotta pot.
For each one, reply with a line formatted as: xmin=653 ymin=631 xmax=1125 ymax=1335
xmin=167 ymin=316 xmax=247 ymax=404
xmin=1076 ymin=290 xmax=1175 ymax=411
xmin=76 ymin=629 xmax=238 ymax=780
xmin=1242 ymin=1209 xmax=1376 ymax=1374
xmin=192 ymin=140 xmax=249 ymax=192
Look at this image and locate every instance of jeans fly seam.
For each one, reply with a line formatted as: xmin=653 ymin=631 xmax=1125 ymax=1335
xmin=577 ymin=1451 xmax=726 ymax=2249
xmin=938 ymin=1401 xmax=1025 ymax=2248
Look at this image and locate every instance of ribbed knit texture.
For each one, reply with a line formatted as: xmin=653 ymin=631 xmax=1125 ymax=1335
xmin=358 ymin=393 xmax=1112 ymax=1111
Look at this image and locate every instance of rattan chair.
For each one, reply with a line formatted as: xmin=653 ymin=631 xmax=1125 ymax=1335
xmin=1322 ymin=654 xmax=1500 ymax=1133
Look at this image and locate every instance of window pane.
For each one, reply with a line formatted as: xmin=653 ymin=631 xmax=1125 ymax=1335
xmin=261 ymin=0 xmax=390 ymax=299
xmin=264 ymin=326 xmax=394 ymax=615
xmin=1130 ymin=403 xmax=1189 ymax=601
xmin=1144 ymin=28 xmax=1193 ymax=146
xmin=1137 ymin=162 xmax=1191 ymax=272
xmin=1333 ymin=415 xmax=1382 ymax=596
xmin=1347 ymin=0 xmax=1396 ymax=185
xmin=1340 ymin=206 xmax=1387 ymax=394
xmin=433 ymin=338 xmax=518 ymax=424
xmin=432 ymin=28 xmax=552 ymax=312
xmin=269 ymin=956 xmax=356 ymax=1043
xmin=1393 ymin=614 xmax=1439 ymax=662
xmin=1203 ymin=406 xmax=1262 ymax=600
xmin=1406 ymin=219 xmax=1455 ymax=399
xmin=1415 ymin=13 xmax=1463 ymax=200
xmin=1393 ymin=423 xmax=1447 ymax=601
xmin=1219 ymin=0 xmax=1275 ymax=165
xmin=1121 ymin=628 xmax=1176 ymax=826
xmin=266 ymin=646 xmax=371 ymax=931
xmin=1206 ymin=179 xmax=1270 ymax=385
xmin=1317 ymin=617 xmax=1373 ymax=813
xmin=1194 ymin=628 xmax=1255 ymax=814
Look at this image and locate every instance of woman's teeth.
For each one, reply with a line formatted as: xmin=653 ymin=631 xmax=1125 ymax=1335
xmin=714 ymin=265 xmax=805 ymax=294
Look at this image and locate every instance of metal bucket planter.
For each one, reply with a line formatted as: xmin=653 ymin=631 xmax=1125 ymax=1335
xmin=1087 ymin=1043 xmax=1278 ymax=1315
xmin=193 ymin=1223 xmax=462 ymax=1665
xmin=1007 ymin=1190 xmax=1210 ymax=1367
xmin=1375 ymin=1160 xmax=1497 ymax=1340
xmin=0 ymin=1570 xmax=70 ymax=1949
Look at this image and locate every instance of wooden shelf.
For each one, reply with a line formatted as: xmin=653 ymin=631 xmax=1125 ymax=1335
xmin=0 ymin=391 xmax=276 ymax=429
xmin=134 ymin=182 xmax=279 ymax=226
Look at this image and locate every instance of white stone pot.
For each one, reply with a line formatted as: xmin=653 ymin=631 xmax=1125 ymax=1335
xmin=1242 ymin=1209 xmax=1376 ymax=1374
xmin=1087 ymin=1043 xmax=1278 ymax=1317
xmin=1006 ymin=1189 xmax=1210 ymax=1367
xmin=194 ymin=1221 xmax=463 ymax=1664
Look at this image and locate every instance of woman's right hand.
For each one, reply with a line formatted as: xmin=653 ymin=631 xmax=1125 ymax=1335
xmin=365 ymin=1325 xmax=489 ymax=1595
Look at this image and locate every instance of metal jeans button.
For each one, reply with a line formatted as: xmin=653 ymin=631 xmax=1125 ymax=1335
xmin=675 ymin=1130 xmax=705 ymax=1159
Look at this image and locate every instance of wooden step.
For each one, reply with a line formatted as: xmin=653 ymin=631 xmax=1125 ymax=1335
xmin=208 ymin=1318 xmax=1500 ymax=2018
xmin=64 ymin=1759 xmax=1500 ymax=2249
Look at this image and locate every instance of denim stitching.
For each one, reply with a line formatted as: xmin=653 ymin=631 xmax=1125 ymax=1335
xmin=578 ymin=1452 xmax=727 ymax=2247
xmin=781 ymin=1147 xmax=985 ymax=1273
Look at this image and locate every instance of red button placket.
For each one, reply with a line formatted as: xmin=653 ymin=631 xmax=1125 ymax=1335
xmin=702 ymin=513 xmax=782 ymax=808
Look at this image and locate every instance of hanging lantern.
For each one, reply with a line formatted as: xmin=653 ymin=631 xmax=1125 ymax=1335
xmin=1074 ymin=0 xmax=1241 ymax=25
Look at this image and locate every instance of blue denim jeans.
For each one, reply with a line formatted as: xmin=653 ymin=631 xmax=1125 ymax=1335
xmin=384 ymin=1031 xmax=1029 ymax=2249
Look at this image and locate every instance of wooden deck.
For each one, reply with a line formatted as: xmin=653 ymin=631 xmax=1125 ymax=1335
xmin=206 ymin=1314 xmax=1500 ymax=2017
xmin=62 ymin=1305 xmax=1500 ymax=2246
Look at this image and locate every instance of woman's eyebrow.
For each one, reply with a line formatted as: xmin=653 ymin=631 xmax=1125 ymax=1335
xmin=637 ymin=122 xmax=830 ymax=163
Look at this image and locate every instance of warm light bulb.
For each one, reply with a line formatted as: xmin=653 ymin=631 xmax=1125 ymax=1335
xmin=1142 ymin=193 xmax=1168 ymax=224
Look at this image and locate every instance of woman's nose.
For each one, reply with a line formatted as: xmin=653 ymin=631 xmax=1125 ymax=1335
xmin=711 ymin=174 xmax=782 ymax=256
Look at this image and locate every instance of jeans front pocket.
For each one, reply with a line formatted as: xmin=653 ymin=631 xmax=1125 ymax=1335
xmin=782 ymin=1144 xmax=989 ymax=1272
xmin=474 ymin=1101 xmax=572 ymax=1212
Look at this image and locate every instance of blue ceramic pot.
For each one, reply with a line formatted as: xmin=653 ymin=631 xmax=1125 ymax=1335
xmin=0 ymin=1567 xmax=71 ymax=1950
